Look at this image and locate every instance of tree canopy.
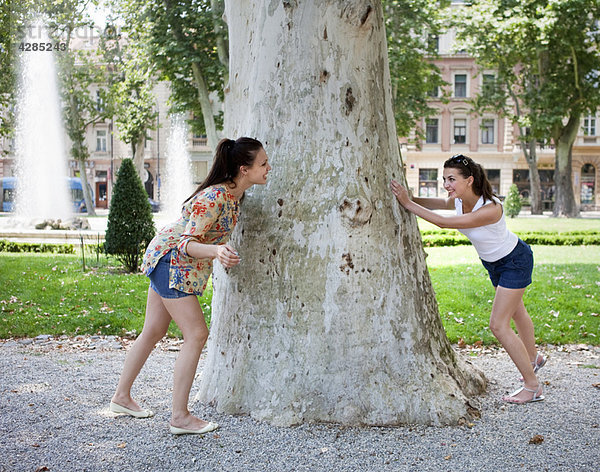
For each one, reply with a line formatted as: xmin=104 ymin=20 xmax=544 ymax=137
xmin=111 ymin=0 xmax=227 ymax=148
xmin=454 ymin=0 xmax=600 ymax=216
xmin=384 ymin=0 xmax=449 ymax=140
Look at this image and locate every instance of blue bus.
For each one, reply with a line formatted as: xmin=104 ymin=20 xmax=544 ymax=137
xmin=0 ymin=176 xmax=93 ymax=213
xmin=0 ymin=177 xmax=16 ymax=212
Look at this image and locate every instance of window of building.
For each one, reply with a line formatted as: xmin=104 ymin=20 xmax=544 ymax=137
xmin=481 ymin=118 xmax=494 ymax=144
xmin=427 ymin=85 xmax=439 ymax=98
xmin=513 ymin=169 xmax=556 ymax=209
xmin=583 ymin=115 xmax=596 ymax=136
xmin=482 ymin=74 xmax=496 ymax=96
xmin=453 ymin=118 xmax=467 ymax=144
xmin=485 ymin=169 xmax=500 ymax=194
xmin=454 ymin=74 xmax=467 ymax=98
xmin=96 ymin=90 xmax=105 ymax=113
xmin=425 ymin=118 xmax=439 ymax=144
xmin=581 ymin=163 xmax=596 ymax=204
xmin=419 ymin=169 xmax=438 ymax=197
xmin=96 ymin=130 xmax=107 ymax=152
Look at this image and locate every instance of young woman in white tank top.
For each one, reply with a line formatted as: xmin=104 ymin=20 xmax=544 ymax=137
xmin=391 ymin=154 xmax=545 ymax=404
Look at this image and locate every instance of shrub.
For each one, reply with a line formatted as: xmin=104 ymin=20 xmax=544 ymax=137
xmin=505 ymin=183 xmax=522 ymax=218
xmin=104 ymin=159 xmax=155 ymax=272
xmin=0 ymin=240 xmax=75 ymax=254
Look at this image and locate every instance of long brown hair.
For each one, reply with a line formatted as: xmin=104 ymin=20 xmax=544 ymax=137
xmin=444 ymin=154 xmax=497 ymax=204
xmin=184 ymin=137 xmax=263 ymax=204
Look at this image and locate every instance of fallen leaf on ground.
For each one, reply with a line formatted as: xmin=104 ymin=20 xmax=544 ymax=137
xmin=529 ymin=435 xmax=544 ymax=445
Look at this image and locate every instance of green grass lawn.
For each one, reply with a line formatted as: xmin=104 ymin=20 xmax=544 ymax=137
xmin=0 ymin=244 xmax=598 ymax=345
xmin=0 ymin=253 xmax=211 ymax=338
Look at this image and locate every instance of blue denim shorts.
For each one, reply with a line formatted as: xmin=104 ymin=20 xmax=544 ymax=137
xmin=480 ymin=239 xmax=534 ymax=289
xmin=148 ymin=251 xmax=192 ymax=299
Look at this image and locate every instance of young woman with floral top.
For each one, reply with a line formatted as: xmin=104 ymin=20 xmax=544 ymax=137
xmin=110 ymin=137 xmax=271 ymax=434
xmin=391 ymin=154 xmax=545 ymax=404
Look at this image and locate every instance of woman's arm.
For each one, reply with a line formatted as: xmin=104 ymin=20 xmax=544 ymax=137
xmin=391 ymin=180 xmax=454 ymax=210
xmin=177 ymin=189 xmax=240 ymax=268
xmin=186 ymin=241 xmax=240 ymax=268
xmin=390 ymin=180 xmax=501 ymax=229
xmin=412 ymin=196 xmax=455 ymax=210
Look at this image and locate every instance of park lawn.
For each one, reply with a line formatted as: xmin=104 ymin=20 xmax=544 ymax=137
xmin=0 ymin=253 xmax=211 ymax=339
xmin=425 ymin=245 xmax=600 ymax=345
xmin=0 ymin=246 xmax=598 ymax=345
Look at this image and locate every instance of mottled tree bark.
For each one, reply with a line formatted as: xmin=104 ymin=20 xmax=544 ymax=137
xmin=198 ymin=0 xmax=486 ymax=426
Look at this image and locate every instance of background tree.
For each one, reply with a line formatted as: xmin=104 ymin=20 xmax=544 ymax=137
xmin=197 ymin=0 xmax=485 ymax=427
xmin=383 ymin=0 xmax=449 ymax=141
xmin=105 ymin=158 xmax=155 ymax=272
xmin=452 ymin=4 xmax=544 ymax=214
xmin=455 ymin=0 xmax=600 ymax=217
xmin=112 ymin=0 xmax=228 ymax=150
xmin=110 ymin=42 xmax=157 ymax=180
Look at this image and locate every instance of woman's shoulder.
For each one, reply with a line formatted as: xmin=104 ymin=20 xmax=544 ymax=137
xmin=190 ymin=185 xmax=230 ymax=203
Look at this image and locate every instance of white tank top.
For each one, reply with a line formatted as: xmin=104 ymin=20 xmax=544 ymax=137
xmin=455 ymin=196 xmax=518 ymax=262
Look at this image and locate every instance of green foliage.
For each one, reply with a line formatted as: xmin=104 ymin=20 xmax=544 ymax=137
xmin=0 ymin=239 xmax=75 ymax=253
xmin=0 ymin=253 xmax=212 ymax=338
xmin=505 ymin=184 xmax=522 ymax=218
xmin=105 ymin=159 xmax=155 ymax=272
xmin=112 ymin=0 xmax=227 ymax=137
xmin=383 ymin=0 xmax=450 ymax=139
xmin=110 ymin=43 xmax=157 ymax=155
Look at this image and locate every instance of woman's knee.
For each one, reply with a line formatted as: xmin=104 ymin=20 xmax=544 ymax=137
xmin=183 ymin=325 xmax=209 ymax=346
xmin=489 ymin=317 xmax=510 ymax=337
xmin=140 ymin=324 xmax=169 ymax=345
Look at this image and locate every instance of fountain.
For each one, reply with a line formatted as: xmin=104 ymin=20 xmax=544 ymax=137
xmin=13 ymin=21 xmax=72 ymax=225
xmin=161 ymin=114 xmax=194 ymax=218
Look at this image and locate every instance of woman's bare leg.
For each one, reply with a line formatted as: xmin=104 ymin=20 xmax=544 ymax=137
xmin=511 ymin=298 xmax=538 ymax=363
xmin=161 ymin=295 xmax=210 ymax=430
xmin=489 ymin=287 xmax=541 ymax=401
xmin=111 ymin=288 xmax=171 ymax=411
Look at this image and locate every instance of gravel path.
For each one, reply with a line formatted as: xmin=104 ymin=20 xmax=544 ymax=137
xmin=1 ymin=338 xmax=599 ymax=472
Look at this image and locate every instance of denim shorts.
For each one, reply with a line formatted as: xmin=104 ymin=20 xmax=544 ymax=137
xmin=148 ymin=251 xmax=193 ymax=299
xmin=480 ymin=239 xmax=534 ymax=289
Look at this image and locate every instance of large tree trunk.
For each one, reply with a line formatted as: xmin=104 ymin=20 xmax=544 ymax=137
xmin=198 ymin=0 xmax=486 ymax=427
xmin=553 ymin=115 xmax=580 ymax=217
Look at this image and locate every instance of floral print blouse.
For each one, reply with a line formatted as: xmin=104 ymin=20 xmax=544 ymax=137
xmin=141 ymin=185 xmax=239 ymax=295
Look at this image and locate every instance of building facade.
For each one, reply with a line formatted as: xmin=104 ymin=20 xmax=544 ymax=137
xmin=403 ymin=29 xmax=600 ymax=211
